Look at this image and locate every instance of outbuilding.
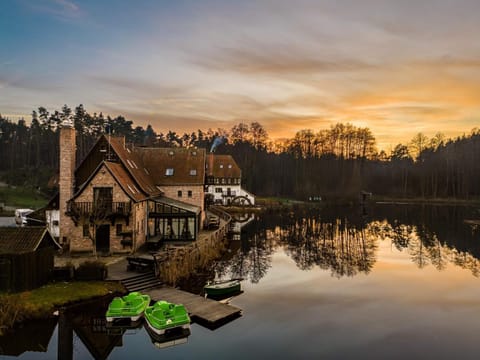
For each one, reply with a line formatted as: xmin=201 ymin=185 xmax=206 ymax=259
xmin=0 ymin=227 xmax=60 ymax=292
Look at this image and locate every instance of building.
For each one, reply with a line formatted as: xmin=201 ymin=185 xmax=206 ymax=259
xmin=0 ymin=227 xmax=60 ymax=292
xmin=58 ymin=121 xmax=205 ymax=255
xmin=205 ymin=154 xmax=255 ymax=206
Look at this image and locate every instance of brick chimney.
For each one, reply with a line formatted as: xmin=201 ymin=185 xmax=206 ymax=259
xmin=59 ymin=118 xmax=75 ymax=245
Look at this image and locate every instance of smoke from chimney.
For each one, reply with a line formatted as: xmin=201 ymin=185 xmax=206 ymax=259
xmin=210 ymin=136 xmax=225 ymax=153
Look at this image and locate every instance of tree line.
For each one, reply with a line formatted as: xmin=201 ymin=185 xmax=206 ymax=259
xmin=1 ymin=104 xmax=480 ymax=200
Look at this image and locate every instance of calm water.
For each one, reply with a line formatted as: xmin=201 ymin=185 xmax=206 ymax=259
xmin=3 ymin=205 xmax=480 ymax=359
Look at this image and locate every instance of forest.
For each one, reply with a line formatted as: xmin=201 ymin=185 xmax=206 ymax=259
xmin=1 ymin=104 xmax=480 ymax=201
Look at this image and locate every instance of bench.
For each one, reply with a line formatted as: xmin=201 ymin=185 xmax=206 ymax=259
xmin=126 ymin=256 xmax=154 ymax=272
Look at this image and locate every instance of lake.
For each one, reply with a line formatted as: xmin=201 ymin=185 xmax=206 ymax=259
xmin=2 ymin=204 xmax=480 ymax=359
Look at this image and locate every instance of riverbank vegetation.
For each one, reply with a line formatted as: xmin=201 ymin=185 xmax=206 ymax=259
xmin=0 ymin=281 xmax=124 ymax=335
xmin=2 ymin=105 xmax=480 ymax=204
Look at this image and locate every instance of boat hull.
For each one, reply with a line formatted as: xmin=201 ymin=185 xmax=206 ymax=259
xmin=204 ymin=280 xmax=241 ymax=297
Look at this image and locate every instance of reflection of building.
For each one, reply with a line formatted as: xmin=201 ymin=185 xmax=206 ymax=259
xmin=229 ymin=213 xmax=256 ymax=241
xmin=0 ymin=318 xmax=57 ymax=356
xmin=57 ymin=121 xmax=205 ymax=254
xmin=205 ymin=154 xmax=255 ymax=206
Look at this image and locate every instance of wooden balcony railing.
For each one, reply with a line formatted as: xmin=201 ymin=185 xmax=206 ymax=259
xmin=67 ymin=201 xmax=132 ymax=218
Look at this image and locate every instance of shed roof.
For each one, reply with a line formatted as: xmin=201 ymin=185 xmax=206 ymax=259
xmin=0 ymin=227 xmax=60 ymax=254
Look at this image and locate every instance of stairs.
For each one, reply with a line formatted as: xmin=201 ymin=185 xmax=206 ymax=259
xmin=120 ymin=271 xmax=162 ymax=292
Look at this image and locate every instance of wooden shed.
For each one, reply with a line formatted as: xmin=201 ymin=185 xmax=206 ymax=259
xmin=0 ymin=227 xmax=60 ymax=292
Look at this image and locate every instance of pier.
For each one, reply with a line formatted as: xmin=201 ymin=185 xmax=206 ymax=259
xmin=145 ymin=287 xmax=241 ymax=327
xmin=107 ymin=257 xmax=242 ymax=328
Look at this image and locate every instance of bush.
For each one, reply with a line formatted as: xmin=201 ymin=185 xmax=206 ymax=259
xmin=75 ymin=261 xmax=107 ymax=281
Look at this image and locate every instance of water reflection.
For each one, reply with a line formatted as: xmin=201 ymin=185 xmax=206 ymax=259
xmin=214 ymin=205 xmax=480 ymax=282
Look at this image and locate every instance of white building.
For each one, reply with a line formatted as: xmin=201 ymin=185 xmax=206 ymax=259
xmin=205 ymin=154 xmax=255 ymax=206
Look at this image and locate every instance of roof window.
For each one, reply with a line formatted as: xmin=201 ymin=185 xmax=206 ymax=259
xmin=219 ymin=164 xmax=224 ymax=168
xmin=169 ymin=150 xmax=174 ymax=156
xmin=190 ymin=169 xmax=197 ymax=176
xmin=165 ymin=168 xmax=174 ymax=176
xmin=228 ymin=164 xmax=232 ymax=168
xmin=144 ymin=168 xmax=150 ymax=175
xmin=192 ymin=151 xmax=197 ymax=156
xmin=127 ymin=184 xmax=136 ymax=194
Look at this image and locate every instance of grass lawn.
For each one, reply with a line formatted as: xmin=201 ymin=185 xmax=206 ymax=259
xmin=0 ymin=186 xmax=49 ymax=209
xmin=0 ymin=281 xmax=125 ymax=335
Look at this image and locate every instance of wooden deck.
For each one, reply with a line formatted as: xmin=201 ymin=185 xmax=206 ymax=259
xmin=145 ymin=287 xmax=242 ymax=327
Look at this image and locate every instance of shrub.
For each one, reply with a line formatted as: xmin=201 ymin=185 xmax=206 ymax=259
xmin=75 ymin=261 xmax=107 ymax=281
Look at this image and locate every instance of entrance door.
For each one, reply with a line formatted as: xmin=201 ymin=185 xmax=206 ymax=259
xmin=96 ymin=225 xmax=110 ymax=253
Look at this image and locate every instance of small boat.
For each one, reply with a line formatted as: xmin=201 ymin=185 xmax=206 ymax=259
xmin=204 ymin=279 xmax=241 ymax=298
xmin=105 ymin=292 xmax=151 ymax=322
xmin=144 ymin=300 xmax=191 ymax=335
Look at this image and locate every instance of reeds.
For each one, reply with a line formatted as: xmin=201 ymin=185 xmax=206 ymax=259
xmin=157 ymin=234 xmax=228 ymax=286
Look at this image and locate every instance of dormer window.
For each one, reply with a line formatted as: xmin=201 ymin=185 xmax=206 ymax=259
xmin=219 ymin=164 xmax=224 ymax=168
xmin=165 ymin=168 xmax=174 ymax=176
xmin=190 ymin=169 xmax=197 ymax=176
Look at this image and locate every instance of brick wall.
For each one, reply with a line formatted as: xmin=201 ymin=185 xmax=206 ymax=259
xmin=69 ymin=163 xmax=137 ymax=254
xmin=161 ymin=185 xmax=205 ymax=223
xmin=59 ymin=125 xmax=76 ymax=245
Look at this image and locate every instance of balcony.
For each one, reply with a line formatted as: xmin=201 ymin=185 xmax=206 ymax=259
xmin=67 ymin=201 xmax=132 ymax=225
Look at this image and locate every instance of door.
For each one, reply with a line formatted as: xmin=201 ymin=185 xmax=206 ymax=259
xmin=96 ymin=225 xmax=110 ymax=253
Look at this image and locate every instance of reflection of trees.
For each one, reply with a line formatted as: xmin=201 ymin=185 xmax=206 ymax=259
xmin=367 ymin=220 xmax=480 ymax=276
xmin=213 ymin=206 xmax=480 ymax=283
xmin=280 ymin=217 xmax=377 ymax=278
xmin=214 ymin=226 xmax=274 ymax=284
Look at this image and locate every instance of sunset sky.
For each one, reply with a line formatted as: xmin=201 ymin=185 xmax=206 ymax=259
xmin=2 ymin=0 xmax=480 ymax=150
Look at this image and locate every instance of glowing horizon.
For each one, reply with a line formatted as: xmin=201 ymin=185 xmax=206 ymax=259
xmin=1 ymin=0 xmax=480 ymax=151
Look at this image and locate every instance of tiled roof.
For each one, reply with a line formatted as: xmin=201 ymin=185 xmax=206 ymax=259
xmin=0 ymin=227 xmax=59 ymax=254
xmin=206 ymin=154 xmax=241 ymax=178
xmin=108 ymin=137 xmax=162 ymax=197
xmin=135 ymin=147 xmax=206 ymax=185
xmin=104 ymin=162 xmax=149 ymax=202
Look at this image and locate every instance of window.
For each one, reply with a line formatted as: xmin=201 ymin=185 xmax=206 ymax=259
xmin=215 ymin=188 xmax=222 ymax=193
xmin=219 ymin=164 xmax=224 ymax=168
xmin=215 ymin=178 xmax=219 ymax=184
xmin=166 ymin=168 xmax=174 ymax=176
xmin=227 ymin=178 xmax=231 ymax=184
xmin=83 ymin=224 xmax=89 ymax=237
xmin=192 ymin=151 xmax=197 ymax=156
xmin=52 ymin=220 xmax=59 ymax=226
xmin=178 ymin=190 xmax=182 ymax=197
xmin=190 ymin=169 xmax=197 ymax=176
xmin=228 ymin=164 xmax=232 ymax=168
xmin=188 ymin=190 xmax=192 ymax=198
xmin=221 ymin=178 xmax=226 ymax=184
xmin=116 ymin=224 xmax=122 ymax=235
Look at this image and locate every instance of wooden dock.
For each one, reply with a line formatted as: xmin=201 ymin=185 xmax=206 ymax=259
xmin=145 ymin=287 xmax=242 ymax=327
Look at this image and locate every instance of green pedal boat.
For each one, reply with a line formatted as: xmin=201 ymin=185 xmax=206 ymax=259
xmin=105 ymin=292 xmax=151 ymax=322
xmin=144 ymin=300 xmax=191 ymax=335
